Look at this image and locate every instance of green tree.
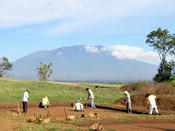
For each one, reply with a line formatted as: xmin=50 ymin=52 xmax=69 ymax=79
xmin=37 ymin=62 xmax=53 ymax=81
xmin=153 ymin=60 xmax=173 ymax=82
xmin=0 ymin=57 xmax=12 ymax=77
xmin=146 ymin=27 xmax=175 ymax=81
xmin=169 ymin=60 xmax=175 ymax=80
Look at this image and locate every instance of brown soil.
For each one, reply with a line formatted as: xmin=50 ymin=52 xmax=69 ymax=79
xmin=113 ymin=94 xmax=175 ymax=114
xmin=74 ymin=118 xmax=175 ymax=131
xmin=0 ymin=102 xmax=175 ymax=131
xmin=120 ymin=81 xmax=175 ymax=95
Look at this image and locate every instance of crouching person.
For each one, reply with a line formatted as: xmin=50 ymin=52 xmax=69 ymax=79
xmin=42 ymin=97 xmax=50 ymax=108
xmin=73 ymin=100 xmax=84 ymax=112
xmin=145 ymin=93 xmax=158 ymax=115
xmin=123 ymin=91 xmax=132 ymax=114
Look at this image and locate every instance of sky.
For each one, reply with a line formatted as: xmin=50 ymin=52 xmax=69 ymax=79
xmin=0 ymin=0 xmax=175 ymax=64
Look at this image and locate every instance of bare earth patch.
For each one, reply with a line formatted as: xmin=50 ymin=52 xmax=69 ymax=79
xmin=0 ymin=102 xmax=175 ymax=131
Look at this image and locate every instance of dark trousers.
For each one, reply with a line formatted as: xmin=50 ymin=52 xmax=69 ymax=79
xmin=22 ymin=101 xmax=28 ymax=112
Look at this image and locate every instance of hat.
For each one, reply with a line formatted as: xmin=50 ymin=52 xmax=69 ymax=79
xmin=26 ymin=89 xmax=30 ymax=92
xmin=145 ymin=93 xmax=150 ymax=97
xmin=76 ymin=99 xmax=80 ymax=103
xmin=123 ymin=91 xmax=128 ymax=95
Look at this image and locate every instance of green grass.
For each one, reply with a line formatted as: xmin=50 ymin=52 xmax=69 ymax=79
xmin=18 ymin=124 xmax=59 ymax=131
xmin=171 ymin=80 xmax=175 ymax=87
xmin=93 ymin=113 xmax=175 ymax=121
xmin=0 ymin=78 xmax=123 ymax=104
xmin=18 ymin=122 xmax=85 ymax=131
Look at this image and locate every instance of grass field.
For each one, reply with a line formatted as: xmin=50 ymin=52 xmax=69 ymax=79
xmin=1 ymin=78 xmax=175 ymax=131
xmin=0 ymin=78 xmax=123 ymax=104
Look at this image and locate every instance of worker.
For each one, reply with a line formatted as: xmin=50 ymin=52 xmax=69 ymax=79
xmin=86 ymin=88 xmax=96 ymax=109
xmin=73 ymin=99 xmax=84 ymax=112
xmin=145 ymin=93 xmax=158 ymax=115
xmin=123 ymin=90 xmax=132 ymax=114
xmin=22 ymin=89 xmax=30 ymax=113
xmin=42 ymin=97 xmax=50 ymax=108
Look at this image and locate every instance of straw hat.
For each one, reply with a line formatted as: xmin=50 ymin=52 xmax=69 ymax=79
xmin=123 ymin=90 xmax=129 ymax=95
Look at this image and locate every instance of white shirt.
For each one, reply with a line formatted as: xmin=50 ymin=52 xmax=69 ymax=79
xmin=148 ymin=95 xmax=156 ymax=106
xmin=73 ymin=103 xmax=84 ymax=111
xmin=88 ymin=89 xmax=94 ymax=99
xmin=125 ymin=94 xmax=131 ymax=103
xmin=22 ymin=91 xmax=29 ymax=102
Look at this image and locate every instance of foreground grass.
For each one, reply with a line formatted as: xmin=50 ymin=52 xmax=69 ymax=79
xmin=171 ymin=80 xmax=175 ymax=87
xmin=101 ymin=113 xmax=175 ymax=120
xmin=0 ymin=78 xmax=123 ymax=104
xmin=18 ymin=124 xmax=81 ymax=131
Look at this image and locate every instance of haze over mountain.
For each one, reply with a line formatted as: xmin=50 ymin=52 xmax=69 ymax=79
xmin=9 ymin=45 xmax=158 ymax=82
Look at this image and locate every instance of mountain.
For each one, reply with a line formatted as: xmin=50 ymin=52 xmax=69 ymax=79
xmin=9 ymin=45 xmax=158 ymax=82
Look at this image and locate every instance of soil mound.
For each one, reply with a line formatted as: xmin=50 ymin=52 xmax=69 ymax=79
xmin=113 ymin=94 xmax=175 ymax=112
xmin=120 ymin=81 xmax=175 ymax=95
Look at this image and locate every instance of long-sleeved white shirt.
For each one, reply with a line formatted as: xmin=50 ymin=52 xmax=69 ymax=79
xmin=88 ymin=89 xmax=94 ymax=99
xmin=22 ymin=91 xmax=29 ymax=102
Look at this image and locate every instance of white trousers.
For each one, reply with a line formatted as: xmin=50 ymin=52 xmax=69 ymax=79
xmin=149 ymin=104 xmax=158 ymax=114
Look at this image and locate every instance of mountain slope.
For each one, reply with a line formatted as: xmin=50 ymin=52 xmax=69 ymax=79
xmin=9 ymin=45 xmax=158 ymax=82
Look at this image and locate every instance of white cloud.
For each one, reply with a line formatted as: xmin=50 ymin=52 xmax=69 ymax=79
xmin=84 ymin=45 xmax=99 ymax=53
xmin=102 ymin=45 xmax=160 ymax=64
xmin=0 ymin=0 xmax=175 ymax=33
xmin=102 ymin=45 xmax=175 ymax=65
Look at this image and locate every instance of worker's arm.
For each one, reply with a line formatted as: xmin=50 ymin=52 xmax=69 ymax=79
xmin=80 ymin=104 xmax=84 ymax=112
xmin=154 ymin=95 xmax=157 ymax=99
xmin=147 ymin=98 xmax=149 ymax=108
xmin=124 ymin=97 xmax=127 ymax=105
xmin=73 ymin=104 xmax=76 ymax=111
xmin=88 ymin=91 xmax=91 ymax=99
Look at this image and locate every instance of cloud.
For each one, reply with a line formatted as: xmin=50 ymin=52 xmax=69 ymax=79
xmin=83 ymin=44 xmax=175 ymax=65
xmin=84 ymin=45 xmax=99 ymax=53
xmin=102 ymin=45 xmax=175 ymax=65
xmin=0 ymin=0 xmax=175 ymax=33
xmin=102 ymin=45 xmax=160 ymax=64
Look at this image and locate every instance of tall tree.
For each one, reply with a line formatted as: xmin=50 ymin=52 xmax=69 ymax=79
xmin=153 ymin=60 xmax=173 ymax=82
xmin=146 ymin=27 xmax=175 ymax=81
xmin=37 ymin=62 xmax=53 ymax=81
xmin=169 ymin=60 xmax=175 ymax=80
xmin=0 ymin=57 xmax=12 ymax=77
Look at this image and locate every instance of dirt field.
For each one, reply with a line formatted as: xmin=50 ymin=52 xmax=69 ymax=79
xmin=0 ymin=102 xmax=175 ymax=131
xmin=113 ymin=94 xmax=175 ymax=114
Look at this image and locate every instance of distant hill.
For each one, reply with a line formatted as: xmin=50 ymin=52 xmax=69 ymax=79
xmin=9 ymin=45 xmax=158 ymax=82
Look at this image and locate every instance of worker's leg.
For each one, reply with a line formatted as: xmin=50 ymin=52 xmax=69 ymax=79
xmin=22 ymin=101 xmax=25 ymax=112
xmin=153 ymin=105 xmax=158 ymax=114
xmin=91 ymin=98 xmax=96 ymax=109
xmin=128 ymin=102 xmax=132 ymax=114
xmin=149 ymin=105 xmax=153 ymax=115
xmin=25 ymin=102 xmax=28 ymax=112
xmin=23 ymin=102 xmax=27 ymax=112
xmin=126 ymin=103 xmax=129 ymax=113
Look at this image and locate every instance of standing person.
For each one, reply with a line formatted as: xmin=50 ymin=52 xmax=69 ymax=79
xmin=145 ymin=93 xmax=158 ymax=115
xmin=86 ymin=88 xmax=96 ymax=109
xmin=123 ymin=91 xmax=132 ymax=114
xmin=22 ymin=89 xmax=30 ymax=113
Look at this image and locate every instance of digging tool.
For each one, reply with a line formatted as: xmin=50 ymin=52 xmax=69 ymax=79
xmin=17 ymin=100 xmax=21 ymax=117
xmin=64 ymin=107 xmax=68 ymax=120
